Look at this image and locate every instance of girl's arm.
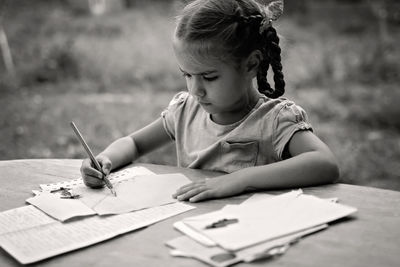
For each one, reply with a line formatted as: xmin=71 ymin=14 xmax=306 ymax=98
xmin=173 ymin=130 xmax=339 ymax=202
xmin=81 ymin=118 xmax=172 ymax=187
xmin=100 ymin=118 xmax=172 ymax=169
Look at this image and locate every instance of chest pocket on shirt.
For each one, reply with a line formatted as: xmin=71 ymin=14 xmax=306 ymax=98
xmin=220 ymin=140 xmax=259 ymax=173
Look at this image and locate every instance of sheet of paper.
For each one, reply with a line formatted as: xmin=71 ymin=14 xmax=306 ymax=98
xmin=26 ymin=193 xmax=96 ymax=221
xmin=181 ymin=191 xmax=357 ymax=251
xmin=0 ymin=205 xmax=56 ymax=235
xmin=74 ymin=173 xmax=191 ymax=215
xmin=0 ymin=202 xmax=194 ymax=264
xmin=172 ymin=192 xmax=298 ymax=248
xmin=237 ymin=224 xmax=328 ymax=262
xmin=174 ymin=221 xmax=217 ymax=247
xmin=29 ymin=167 xmax=191 ymax=220
xmin=239 ymin=193 xmax=274 ymax=205
xmin=172 ymin=193 xmax=286 ymax=248
xmin=166 ymin=224 xmax=328 ymax=267
xmin=39 ymin=166 xmax=155 ymax=192
xmin=167 ymin=235 xmax=237 ymax=267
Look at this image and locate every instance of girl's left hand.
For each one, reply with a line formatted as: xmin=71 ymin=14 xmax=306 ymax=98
xmin=172 ymin=174 xmax=244 ymax=202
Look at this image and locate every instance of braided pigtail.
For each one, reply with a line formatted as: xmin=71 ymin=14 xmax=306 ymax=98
xmin=257 ymin=26 xmax=285 ymax=98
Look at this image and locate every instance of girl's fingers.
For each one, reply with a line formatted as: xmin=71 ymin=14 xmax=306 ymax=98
xmin=189 ymin=190 xmax=213 ymax=202
xmin=102 ymin=164 xmax=111 ymax=176
xmin=83 ymin=175 xmax=105 ymax=188
xmin=173 ymin=181 xmax=204 ymax=197
xmin=81 ymin=159 xmax=103 ymax=179
xmin=98 ymin=157 xmax=112 ymax=175
xmin=173 ymin=184 xmax=194 ymax=198
xmin=176 ymin=186 xmax=207 ymax=201
xmin=179 ymin=181 xmax=203 ymax=191
xmin=85 ymin=167 xmax=103 ymax=179
xmin=172 ymin=186 xmax=191 ymax=198
xmin=81 ymin=158 xmax=105 ymax=188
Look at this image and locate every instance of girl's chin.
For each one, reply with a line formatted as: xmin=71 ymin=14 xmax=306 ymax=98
xmin=199 ymin=102 xmax=214 ymax=111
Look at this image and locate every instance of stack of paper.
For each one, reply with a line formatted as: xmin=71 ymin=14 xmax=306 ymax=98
xmin=166 ymin=190 xmax=357 ymax=267
xmin=26 ymin=167 xmax=192 ymax=221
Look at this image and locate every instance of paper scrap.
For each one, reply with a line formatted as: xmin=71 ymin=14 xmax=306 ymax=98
xmin=26 ymin=192 xmax=96 ymax=221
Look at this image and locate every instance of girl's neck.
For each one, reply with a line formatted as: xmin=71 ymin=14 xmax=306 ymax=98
xmin=210 ymin=91 xmax=261 ymax=125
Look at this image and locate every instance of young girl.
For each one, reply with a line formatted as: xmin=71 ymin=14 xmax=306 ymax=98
xmin=80 ymin=0 xmax=339 ymax=202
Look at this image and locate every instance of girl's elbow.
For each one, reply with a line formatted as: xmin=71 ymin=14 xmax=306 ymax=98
xmin=321 ymin=154 xmax=340 ymax=184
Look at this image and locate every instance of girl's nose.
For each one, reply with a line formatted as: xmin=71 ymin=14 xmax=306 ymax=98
xmin=189 ymin=77 xmax=206 ymax=97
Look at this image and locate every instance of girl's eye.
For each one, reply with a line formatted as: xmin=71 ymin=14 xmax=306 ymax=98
xmin=182 ymin=73 xmax=191 ymax=78
xmin=203 ymin=76 xmax=218 ymax=81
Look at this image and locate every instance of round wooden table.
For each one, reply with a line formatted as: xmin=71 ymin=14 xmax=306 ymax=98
xmin=0 ymin=159 xmax=399 ymax=266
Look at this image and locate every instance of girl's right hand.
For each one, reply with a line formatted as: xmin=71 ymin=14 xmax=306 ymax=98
xmin=80 ymin=155 xmax=112 ymax=188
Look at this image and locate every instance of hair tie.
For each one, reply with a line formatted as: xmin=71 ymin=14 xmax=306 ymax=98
xmin=259 ymin=0 xmax=284 ymax=33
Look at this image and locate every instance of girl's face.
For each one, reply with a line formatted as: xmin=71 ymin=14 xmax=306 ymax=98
xmin=173 ymin=40 xmax=259 ymax=124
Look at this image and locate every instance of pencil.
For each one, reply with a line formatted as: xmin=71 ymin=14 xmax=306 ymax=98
xmin=70 ymin=121 xmax=117 ymax=196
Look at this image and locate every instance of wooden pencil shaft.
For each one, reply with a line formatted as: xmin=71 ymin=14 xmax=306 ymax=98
xmin=70 ymin=121 xmax=116 ymax=196
xmin=70 ymin=122 xmax=103 ymax=173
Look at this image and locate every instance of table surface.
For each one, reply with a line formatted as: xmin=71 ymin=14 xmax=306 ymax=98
xmin=0 ymin=159 xmax=399 ymax=267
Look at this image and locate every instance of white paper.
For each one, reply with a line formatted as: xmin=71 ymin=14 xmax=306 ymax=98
xmin=39 ymin=166 xmax=155 ymax=192
xmin=167 ymin=224 xmax=328 ymax=267
xmin=167 ymin=235 xmax=236 ymax=267
xmin=238 ymin=224 xmax=328 ymax=262
xmin=0 ymin=205 xmax=55 ymax=235
xmin=181 ymin=190 xmax=357 ymax=251
xmin=74 ymin=173 xmax=191 ymax=215
xmin=29 ymin=168 xmax=192 ymax=220
xmin=26 ymin=193 xmax=96 ymax=221
xmin=174 ymin=221 xmax=217 ymax=246
xmin=239 ymin=193 xmax=274 ymax=205
xmin=0 ymin=202 xmax=194 ymax=264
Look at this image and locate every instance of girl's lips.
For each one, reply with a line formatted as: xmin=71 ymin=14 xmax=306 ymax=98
xmin=197 ymin=98 xmax=211 ymax=105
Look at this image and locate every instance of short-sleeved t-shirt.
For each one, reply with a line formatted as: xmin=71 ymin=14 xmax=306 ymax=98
xmin=161 ymin=91 xmax=312 ymax=173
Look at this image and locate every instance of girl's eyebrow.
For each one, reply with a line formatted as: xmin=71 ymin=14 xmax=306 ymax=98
xmin=179 ymin=67 xmax=217 ymax=76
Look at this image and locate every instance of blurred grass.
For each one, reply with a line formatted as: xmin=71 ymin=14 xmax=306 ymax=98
xmin=1 ymin=0 xmax=399 ymax=191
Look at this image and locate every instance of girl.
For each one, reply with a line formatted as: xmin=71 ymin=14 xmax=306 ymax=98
xmin=80 ymin=0 xmax=339 ymax=202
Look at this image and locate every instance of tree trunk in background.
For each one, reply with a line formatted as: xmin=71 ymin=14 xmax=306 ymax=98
xmin=0 ymin=24 xmax=15 ymax=76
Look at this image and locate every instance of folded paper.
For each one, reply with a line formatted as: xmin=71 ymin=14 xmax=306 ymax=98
xmin=28 ymin=167 xmax=191 ymax=221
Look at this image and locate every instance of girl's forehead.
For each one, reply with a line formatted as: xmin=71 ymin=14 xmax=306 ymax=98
xmin=173 ymin=39 xmax=229 ymax=71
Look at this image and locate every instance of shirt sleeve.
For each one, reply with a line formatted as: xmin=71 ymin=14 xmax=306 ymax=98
xmin=160 ymin=91 xmax=189 ymax=140
xmin=272 ymin=100 xmax=313 ymax=160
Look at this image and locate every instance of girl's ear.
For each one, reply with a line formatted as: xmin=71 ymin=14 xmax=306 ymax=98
xmin=245 ymin=50 xmax=263 ymax=75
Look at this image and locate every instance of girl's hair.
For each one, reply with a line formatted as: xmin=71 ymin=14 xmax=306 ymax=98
xmin=175 ymin=0 xmax=285 ymax=98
